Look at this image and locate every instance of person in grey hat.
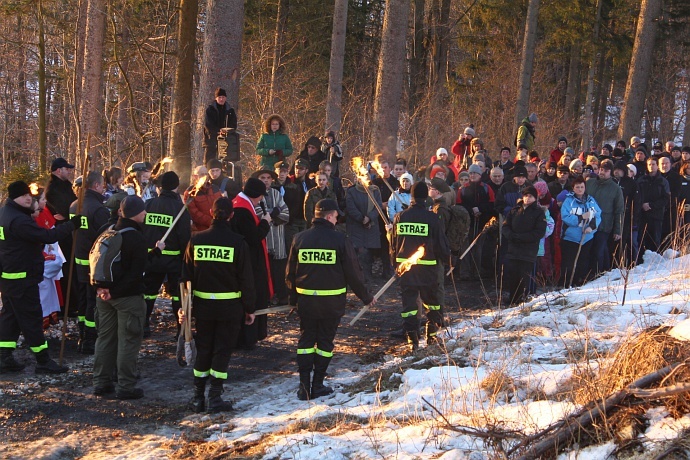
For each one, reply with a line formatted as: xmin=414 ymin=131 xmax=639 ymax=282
xmin=92 ymin=195 xmax=165 ymax=400
xmin=516 ymin=113 xmax=537 ymax=151
xmin=451 ymin=125 xmax=475 ymax=172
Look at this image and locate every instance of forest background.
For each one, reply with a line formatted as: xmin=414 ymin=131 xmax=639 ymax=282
xmin=1 ymin=0 xmax=689 ymax=188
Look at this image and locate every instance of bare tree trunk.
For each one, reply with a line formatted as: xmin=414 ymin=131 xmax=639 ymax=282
xmin=194 ymin=0 xmax=244 ymax=165
xmin=564 ymin=44 xmax=581 ymax=125
xmin=115 ymin=12 xmax=131 ymax=164
xmin=169 ymin=0 xmax=199 ymax=189
xmin=408 ymin=0 xmax=425 ymax=115
xmin=514 ymin=0 xmax=540 ymax=128
xmin=370 ymin=0 xmax=410 ymax=163
xmin=580 ymin=0 xmax=603 ymax=151
xmin=684 ymin=73 xmax=690 ymax=146
xmin=37 ymin=0 xmax=48 ymax=172
xmin=592 ymin=54 xmax=609 ymax=147
xmin=618 ymin=0 xmax=662 ymax=142
xmin=268 ymin=0 xmax=289 ymax=114
xmin=71 ymin=0 xmax=89 ymax=158
xmin=79 ymin=0 xmax=108 ymax=169
xmin=325 ymin=0 xmax=348 ymax=135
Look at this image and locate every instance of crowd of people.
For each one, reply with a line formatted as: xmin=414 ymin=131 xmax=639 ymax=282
xmin=2 ymin=94 xmax=688 ymax=412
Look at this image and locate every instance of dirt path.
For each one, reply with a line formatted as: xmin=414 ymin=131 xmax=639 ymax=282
xmin=0 ymin=276 xmax=498 ymax=458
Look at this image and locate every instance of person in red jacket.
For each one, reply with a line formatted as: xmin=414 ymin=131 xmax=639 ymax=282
xmin=187 ymin=178 xmax=222 ymax=233
xmin=549 ymin=137 xmax=568 ymax=165
xmin=451 ymin=126 xmax=475 ymax=172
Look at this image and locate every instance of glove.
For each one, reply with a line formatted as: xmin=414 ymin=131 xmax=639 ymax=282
xmin=70 ymin=214 xmax=84 ymax=228
xmin=270 ymin=207 xmax=281 ymax=219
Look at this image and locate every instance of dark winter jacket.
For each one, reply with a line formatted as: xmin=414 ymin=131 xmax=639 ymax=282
xmin=182 ymin=219 xmax=255 ymax=320
xmin=345 ymin=184 xmax=382 ymax=249
xmin=373 ymin=175 xmax=401 ymax=204
xmin=45 ymin=174 xmax=77 ymax=220
xmin=501 ymin=200 xmax=547 ymax=263
xmin=203 ymin=102 xmax=237 ymax=147
xmin=0 ymin=199 xmax=77 ymax=296
xmin=638 ymin=172 xmax=670 ymax=221
xmin=495 ymin=180 xmax=526 ymax=218
xmin=390 ymin=203 xmax=450 ymax=286
xmin=286 ymin=218 xmax=373 ymax=319
xmin=142 ymin=189 xmax=191 ymax=273
xmin=106 ymin=218 xmax=161 ymax=299
xmin=615 ymin=175 xmax=641 ymax=234
xmin=69 ymin=189 xmax=110 ymax=281
xmin=586 ymin=176 xmax=625 ymax=235
xmin=293 ymin=137 xmax=326 ymax=175
xmin=457 ymin=181 xmax=495 ymax=234
xmin=304 ymin=186 xmax=338 ymax=227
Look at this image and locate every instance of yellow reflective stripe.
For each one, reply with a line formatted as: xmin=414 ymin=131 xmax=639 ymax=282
xmin=315 ymin=348 xmax=333 ymax=358
xmin=194 ymin=245 xmax=234 ymax=263
xmin=194 ymin=369 xmax=210 ymax=378
xmin=160 ymin=250 xmax=181 ymax=256
xmin=395 ymin=257 xmax=437 ymax=265
xmin=297 ymin=348 xmax=315 ymax=355
xmin=210 ymin=369 xmax=228 ymax=379
xmin=296 ymin=287 xmax=346 ymax=296
xmin=75 ymin=258 xmax=90 ymax=266
xmin=30 ymin=341 xmax=48 ymax=353
xmin=0 ymin=226 xmax=4 ymax=240
xmin=0 ymin=341 xmax=17 ymax=349
xmin=298 ymin=249 xmax=336 ymax=264
xmin=143 ymin=295 xmax=158 ymax=300
xmin=401 ymin=310 xmax=418 ymax=318
xmin=84 ymin=319 xmax=96 ymax=328
xmin=193 ymin=290 xmax=241 ymax=300
xmin=145 ymin=212 xmax=173 ymax=227
xmin=396 ymin=222 xmax=429 ymax=236
xmin=70 ymin=214 xmax=88 ymax=229
xmin=424 ymin=304 xmax=441 ymax=311
xmin=1 ymin=272 xmax=27 ymax=279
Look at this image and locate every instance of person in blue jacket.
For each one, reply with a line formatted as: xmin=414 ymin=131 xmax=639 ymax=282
xmin=559 ymin=176 xmax=601 ymax=288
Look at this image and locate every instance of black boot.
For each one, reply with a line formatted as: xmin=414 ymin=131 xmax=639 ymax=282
xmin=0 ymin=349 xmax=25 ymax=373
xmin=405 ymin=329 xmax=419 ymax=352
xmin=80 ymin=327 xmax=97 ymax=355
xmin=188 ymin=376 xmax=207 ymax=413
xmin=34 ymin=349 xmax=68 ymax=374
xmin=311 ymin=354 xmax=334 ymax=398
xmin=207 ymin=376 xmax=233 ymax=413
xmin=77 ymin=322 xmax=85 ymax=353
xmin=297 ymin=371 xmax=311 ymax=401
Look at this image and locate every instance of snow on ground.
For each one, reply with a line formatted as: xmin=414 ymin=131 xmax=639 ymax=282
xmin=18 ymin=250 xmax=690 ymax=458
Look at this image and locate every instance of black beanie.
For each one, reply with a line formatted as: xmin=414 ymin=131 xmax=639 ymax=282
xmin=214 ymin=87 xmax=227 ymax=98
xmin=613 ymin=160 xmax=628 ymax=172
xmin=159 ymin=171 xmax=179 ymax=191
xmin=243 ymin=177 xmax=267 ymax=198
xmin=7 ymin=181 xmax=31 ymax=200
xmin=522 ymin=186 xmax=538 ymax=200
xmin=411 ymin=181 xmax=428 ymax=202
xmin=120 ymin=195 xmax=146 ymax=219
xmin=206 ymin=158 xmax=223 ymax=170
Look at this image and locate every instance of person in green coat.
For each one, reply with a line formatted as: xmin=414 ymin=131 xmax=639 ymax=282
xmin=256 ymin=114 xmax=294 ymax=170
xmin=515 ymin=113 xmax=537 ymax=151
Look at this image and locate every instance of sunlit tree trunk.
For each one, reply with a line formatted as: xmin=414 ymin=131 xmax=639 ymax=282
xmin=514 ymin=0 xmax=540 ymax=127
xmin=268 ymin=0 xmax=289 ymax=113
xmin=581 ymin=0 xmax=602 ymax=151
xmin=169 ymin=0 xmax=198 ymax=189
xmin=370 ymin=0 xmax=410 ymax=163
xmin=325 ymin=0 xmax=348 ymax=135
xmin=37 ymin=0 xmax=47 ymax=172
xmin=618 ymin=0 xmax=662 ymax=142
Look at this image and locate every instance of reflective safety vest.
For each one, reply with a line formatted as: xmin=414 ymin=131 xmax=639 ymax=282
xmin=296 ymin=287 xmax=346 ymax=296
xmin=193 ymin=290 xmax=241 ymax=300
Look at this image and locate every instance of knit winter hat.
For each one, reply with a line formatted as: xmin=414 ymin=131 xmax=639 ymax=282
xmin=627 ymin=164 xmax=638 ymax=176
xmin=430 ymin=177 xmax=451 ymax=194
xmin=411 ymin=181 xmax=428 ymax=202
xmin=158 ymin=171 xmax=179 ymax=191
xmin=214 ymin=87 xmax=227 ymax=98
xmin=400 ymin=172 xmax=414 ymax=185
xmin=120 ymin=195 xmax=146 ymax=219
xmin=533 ymin=180 xmax=548 ymax=198
xmin=468 ymin=164 xmax=483 ymax=175
xmin=528 ymin=113 xmax=538 ymax=124
xmin=513 ymin=166 xmax=528 ymax=178
xmin=556 ymin=190 xmax=569 ymax=203
xmin=7 ymin=181 xmax=31 ymax=200
xmin=613 ymin=161 xmax=628 ymax=172
xmin=522 ymin=186 xmax=538 ymax=200
xmin=463 ymin=126 xmax=475 ymax=137
xmin=206 ymin=158 xmax=223 ymax=170
xmin=558 ymin=136 xmax=567 ymax=144
xmin=435 ymin=147 xmax=448 ymax=157
xmin=243 ymin=177 xmax=267 ymax=198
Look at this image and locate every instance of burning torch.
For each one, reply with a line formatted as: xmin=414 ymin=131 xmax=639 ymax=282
xmin=351 ymin=157 xmax=391 ymax=227
xmin=349 ymin=245 xmax=425 ymax=326
xmin=446 ymin=216 xmax=498 ymax=276
xmin=370 ymin=155 xmax=405 ymax=208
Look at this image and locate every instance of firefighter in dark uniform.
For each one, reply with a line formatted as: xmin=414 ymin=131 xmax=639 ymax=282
xmin=69 ymin=171 xmax=109 ymax=354
xmin=181 ymin=197 xmax=255 ymax=413
xmin=0 ymin=181 xmax=82 ymax=373
xmin=286 ymin=199 xmax=375 ymax=401
xmin=142 ymin=172 xmax=191 ymax=338
xmin=390 ymin=181 xmax=450 ymax=351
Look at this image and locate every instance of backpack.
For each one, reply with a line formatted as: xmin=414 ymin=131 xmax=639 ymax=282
xmin=89 ymin=226 xmax=135 ymax=285
xmin=446 ymin=205 xmax=471 ymax=252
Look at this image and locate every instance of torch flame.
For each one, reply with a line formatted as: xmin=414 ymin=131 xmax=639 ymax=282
xmin=192 ymin=175 xmax=208 ymax=195
xmin=371 ymin=154 xmax=385 ymax=178
xmin=351 ymin=156 xmax=371 ymax=186
xmin=29 ymin=183 xmax=40 ymax=196
xmin=396 ymin=245 xmax=425 ymax=276
xmin=484 ymin=216 xmax=498 ymax=231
